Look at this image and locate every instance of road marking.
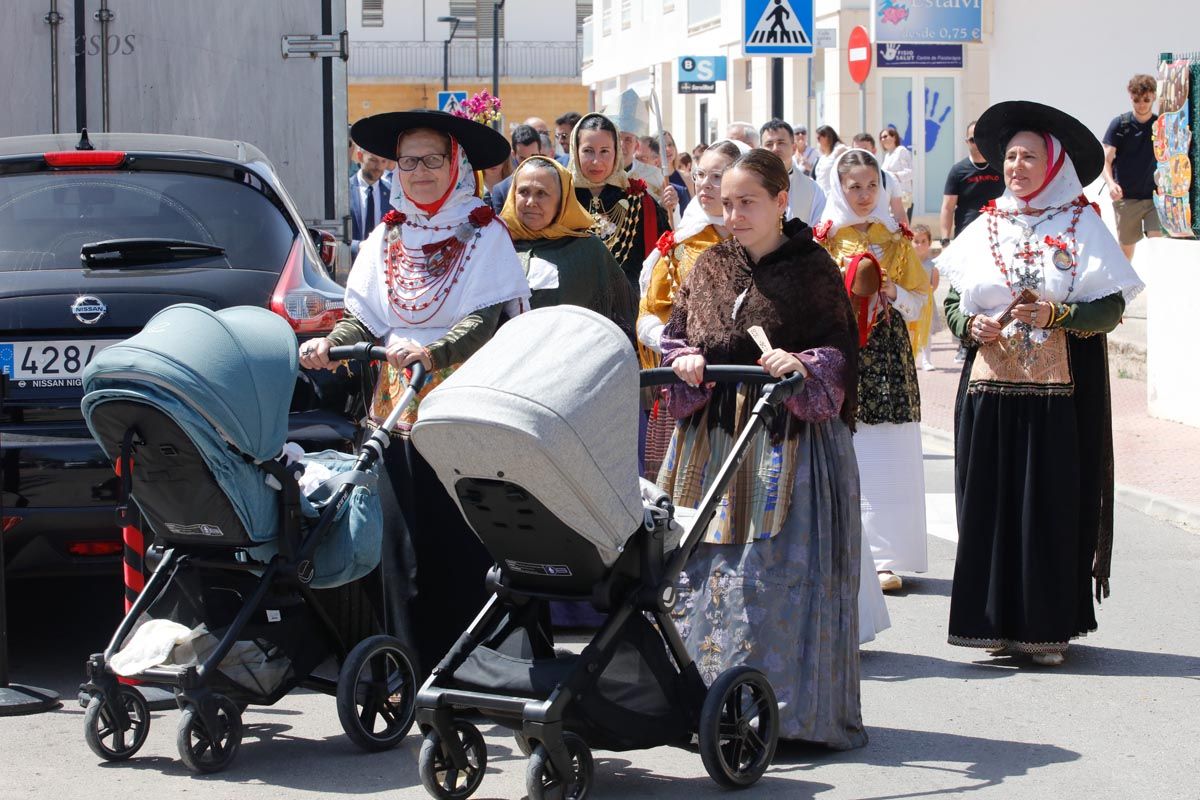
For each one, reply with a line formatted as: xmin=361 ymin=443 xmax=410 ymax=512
xmin=926 ymin=492 xmax=958 ymax=544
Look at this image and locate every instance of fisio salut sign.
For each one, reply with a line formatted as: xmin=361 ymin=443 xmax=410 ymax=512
xmin=873 ymin=0 xmax=982 ymax=44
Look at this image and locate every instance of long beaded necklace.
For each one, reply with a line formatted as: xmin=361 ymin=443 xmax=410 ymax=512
xmin=984 ymin=198 xmax=1086 ymax=362
xmin=384 ymin=218 xmax=483 ymax=325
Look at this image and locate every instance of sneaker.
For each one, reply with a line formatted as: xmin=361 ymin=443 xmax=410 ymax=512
xmin=953 ymin=345 xmax=967 ymax=364
xmin=1031 ymin=652 xmax=1065 ymax=666
xmin=877 ymin=571 xmax=902 ymax=592
xmin=921 ymin=357 xmax=935 ymax=371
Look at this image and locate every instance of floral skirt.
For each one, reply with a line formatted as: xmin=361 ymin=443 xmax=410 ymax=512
xmin=669 ymin=419 xmax=867 ymax=749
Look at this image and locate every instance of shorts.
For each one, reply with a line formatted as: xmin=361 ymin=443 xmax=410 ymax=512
xmin=1113 ymin=198 xmax=1160 ymax=245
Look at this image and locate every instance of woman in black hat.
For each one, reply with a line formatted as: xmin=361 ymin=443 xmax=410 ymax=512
xmin=301 ymin=110 xmax=531 ymax=674
xmin=938 ymin=102 xmax=1143 ymax=666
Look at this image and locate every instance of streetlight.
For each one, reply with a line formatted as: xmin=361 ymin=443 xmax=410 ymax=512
xmin=491 ymin=1 xmax=505 ymax=130
xmin=436 ymin=15 xmax=460 ymax=93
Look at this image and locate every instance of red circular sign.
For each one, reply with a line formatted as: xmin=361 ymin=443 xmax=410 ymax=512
xmin=847 ymin=25 xmax=872 ymax=85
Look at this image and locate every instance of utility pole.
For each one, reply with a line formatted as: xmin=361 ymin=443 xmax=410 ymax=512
xmin=491 ymin=0 xmax=506 ymax=130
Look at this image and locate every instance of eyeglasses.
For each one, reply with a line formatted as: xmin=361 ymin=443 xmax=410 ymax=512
xmin=692 ymin=169 xmax=723 ymax=186
xmin=396 ymin=153 xmax=449 ymax=171
xmin=555 ymin=132 xmax=570 ymax=142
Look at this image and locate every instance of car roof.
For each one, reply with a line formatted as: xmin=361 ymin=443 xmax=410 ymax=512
xmin=0 ymin=132 xmax=273 ymax=166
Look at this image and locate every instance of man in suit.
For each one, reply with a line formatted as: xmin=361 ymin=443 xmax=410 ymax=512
xmin=349 ymin=145 xmax=391 ymax=259
xmin=488 ymin=125 xmax=551 ymax=214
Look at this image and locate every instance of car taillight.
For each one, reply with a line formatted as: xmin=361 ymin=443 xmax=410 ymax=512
xmin=270 ymin=238 xmax=345 ymax=333
xmin=44 ymin=150 xmax=127 ymax=167
xmin=67 ymin=540 xmax=124 ymax=557
xmin=2 ymin=516 xmax=21 ymax=534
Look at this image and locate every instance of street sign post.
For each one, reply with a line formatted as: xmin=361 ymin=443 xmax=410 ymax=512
xmin=436 ymin=91 xmax=468 ymax=115
xmin=744 ymin=0 xmax=814 ymax=56
xmin=847 ymin=26 xmax=872 ymax=132
xmin=677 ymin=56 xmax=727 ymax=95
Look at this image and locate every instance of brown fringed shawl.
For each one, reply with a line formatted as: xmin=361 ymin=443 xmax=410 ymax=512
xmin=666 ymin=219 xmax=860 ymax=431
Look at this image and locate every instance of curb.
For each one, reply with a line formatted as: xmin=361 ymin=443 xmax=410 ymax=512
xmin=919 ymin=424 xmax=1200 ymax=533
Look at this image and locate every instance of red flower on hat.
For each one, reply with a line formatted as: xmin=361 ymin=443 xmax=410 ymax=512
xmin=655 ymin=230 xmax=676 ymax=256
xmin=468 ymin=206 xmax=495 ymax=227
xmin=813 ymin=219 xmax=833 ymax=243
xmin=382 ymin=210 xmax=406 ymax=227
xmin=627 ymin=178 xmax=647 ymax=197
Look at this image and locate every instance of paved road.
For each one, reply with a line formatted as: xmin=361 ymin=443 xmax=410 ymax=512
xmin=2 ymin=443 xmax=1197 ymax=799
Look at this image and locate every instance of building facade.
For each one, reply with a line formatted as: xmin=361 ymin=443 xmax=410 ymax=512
xmin=582 ymin=0 xmax=992 ymax=217
xmin=347 ymin=0 xmax=591 ymax=131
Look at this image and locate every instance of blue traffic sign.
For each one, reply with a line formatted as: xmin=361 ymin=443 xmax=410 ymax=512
xmin=436 ymin=91 xmax=468 ymax=114
xmin=678 ymin=56 xmax=728 ymax=82
xmin=744 ymin=0 xmax=813 ymax=55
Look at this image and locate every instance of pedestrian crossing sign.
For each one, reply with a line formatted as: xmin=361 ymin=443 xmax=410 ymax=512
xmin=437 ymin=91 xmax=468 ymax=115
xmin=744 ymin=0 xmax=813 ymax=55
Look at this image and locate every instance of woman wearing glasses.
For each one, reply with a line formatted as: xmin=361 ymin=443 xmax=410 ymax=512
xmin=299 ymin=110 xmax=531 ymax=675
xmin=878 ymin=126 xmax=915 ymax=222
xmin=635 ymin=139 xmax=748 ymax=477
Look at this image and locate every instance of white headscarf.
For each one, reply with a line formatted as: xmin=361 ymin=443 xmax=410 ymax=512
xmin=344 ymin=136 xmax=531 ymax=348
xmin=637 ymin=138 xmax=750 ymax=295
xmin=938 ymin=134 xmax=1143 ymax=318
xmin=818 ymin=147 xmax=899 ymax=237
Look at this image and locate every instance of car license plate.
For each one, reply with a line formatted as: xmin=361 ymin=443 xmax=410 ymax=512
xmin=0 ymin=340 xmax=117 ymax=387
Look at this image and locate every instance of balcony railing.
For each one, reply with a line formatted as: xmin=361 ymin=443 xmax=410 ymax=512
xmin=349 ymin=40 xmax=582 ymax=80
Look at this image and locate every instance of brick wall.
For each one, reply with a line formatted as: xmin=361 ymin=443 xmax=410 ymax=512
xmin=350 ymin=82 xmax=591 ymax=134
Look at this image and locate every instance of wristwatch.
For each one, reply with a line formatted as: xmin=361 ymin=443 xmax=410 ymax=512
xmin=940 ymin=237 xmax=950 ymax=247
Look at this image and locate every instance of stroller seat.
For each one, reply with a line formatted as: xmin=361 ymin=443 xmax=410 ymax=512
xmin=412 ymin=306 xmax=647 ymax=598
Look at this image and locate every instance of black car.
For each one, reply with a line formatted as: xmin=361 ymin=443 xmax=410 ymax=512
xmin=0 ymin=131 xmax=357 ymax=579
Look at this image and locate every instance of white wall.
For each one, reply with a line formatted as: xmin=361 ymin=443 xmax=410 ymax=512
xmin=348 ymin=0 xmax=575 ymax=43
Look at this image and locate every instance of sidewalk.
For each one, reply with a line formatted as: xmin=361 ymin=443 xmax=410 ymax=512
xmin=916 ymin=328 xmax=1200 ymax=531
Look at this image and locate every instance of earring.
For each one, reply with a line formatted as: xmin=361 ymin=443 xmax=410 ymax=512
xmin=778 ymin=214 xmax=785 ymax=235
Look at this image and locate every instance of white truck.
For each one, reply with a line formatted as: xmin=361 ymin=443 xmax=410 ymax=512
xmin=5 ymin=0 xmax=351 ymax=260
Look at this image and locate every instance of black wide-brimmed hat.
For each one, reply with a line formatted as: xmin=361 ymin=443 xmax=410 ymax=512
xmin=350 ymin=109 xmax=511 ymax=169
xmin=974 ymin=101 xmax=1104 ymax=186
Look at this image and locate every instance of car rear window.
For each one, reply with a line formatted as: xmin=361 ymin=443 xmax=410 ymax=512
xmin=0 ymin=170 xmax=296 ymax=271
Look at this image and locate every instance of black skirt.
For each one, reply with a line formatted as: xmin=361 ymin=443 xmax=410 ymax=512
xmin=948 ymin=333 xmax=1114 ymax=653
xmin=378 ymin=436 xmax=494 ymax=676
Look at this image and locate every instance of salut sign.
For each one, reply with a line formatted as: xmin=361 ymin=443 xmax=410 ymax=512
xmin=677 ymin=56 xmax=728 ymax=95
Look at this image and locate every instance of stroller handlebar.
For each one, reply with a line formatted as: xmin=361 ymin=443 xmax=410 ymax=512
xmin=325 ymin=344 xmax=428 ymax=386
xmin=327 ymin=342 xmax=389 ymax=363
xmin=640 ymin=366 xmax=805 ymax=404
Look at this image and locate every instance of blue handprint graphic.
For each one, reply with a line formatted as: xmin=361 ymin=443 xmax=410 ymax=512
xmin=888 ymin=88 xmax=953 ymax=153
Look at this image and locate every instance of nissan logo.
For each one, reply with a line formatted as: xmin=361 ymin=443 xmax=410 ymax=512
xmin=71 ymin=295 xmax=107 ymax=325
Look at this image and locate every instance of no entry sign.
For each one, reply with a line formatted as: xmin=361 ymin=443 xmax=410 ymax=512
xmin=847 ymin=25 xmax=872 ymax=84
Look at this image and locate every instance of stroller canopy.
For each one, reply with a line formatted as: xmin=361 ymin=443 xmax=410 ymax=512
xmin=412 ymin=306 xmax=642 ymax=566
xmin=83 ymin=304 xmax=298 ymax=462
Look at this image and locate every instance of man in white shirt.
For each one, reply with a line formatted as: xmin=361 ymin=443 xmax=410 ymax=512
xmin=760 ymin=119 xmax=826 ymax=227
xmin=852 ymin=132 xmax=908 ymax=226
xmin=349 ymin=145 xmax=391 ymax=258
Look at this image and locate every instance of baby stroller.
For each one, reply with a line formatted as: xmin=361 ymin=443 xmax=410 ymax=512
xmin=77 ymin=304 xmax=420 ymax=773
xmin=408 ymin=307 xmax=804 ymax=799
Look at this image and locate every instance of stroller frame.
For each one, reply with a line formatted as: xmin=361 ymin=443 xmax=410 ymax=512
xmin=80 ymin=347 xmax=424 ymax=773
xmin=415 ymin=367 xmax=804 ymax=799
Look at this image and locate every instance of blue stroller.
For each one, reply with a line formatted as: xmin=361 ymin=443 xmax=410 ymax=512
xmin=77 ymin=303 xmax=421 ymax=773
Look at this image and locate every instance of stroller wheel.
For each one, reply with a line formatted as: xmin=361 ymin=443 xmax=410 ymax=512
xmin=698 ymin=666 xmax=779 ymax=788
xmin=83 ymin=687 xmax=151 ymax=762
xmin=176 ymin=694 xmax=242 ymax=774
xmin=418 ymin=720 xmax=487 ymax=800
xmin=513 ymin=732 xmax=534 ymax=757
xmin=337 ymin=634 xmax=418 ymax=752
xmin=526 ymin=732 xmax=594 ymax=800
